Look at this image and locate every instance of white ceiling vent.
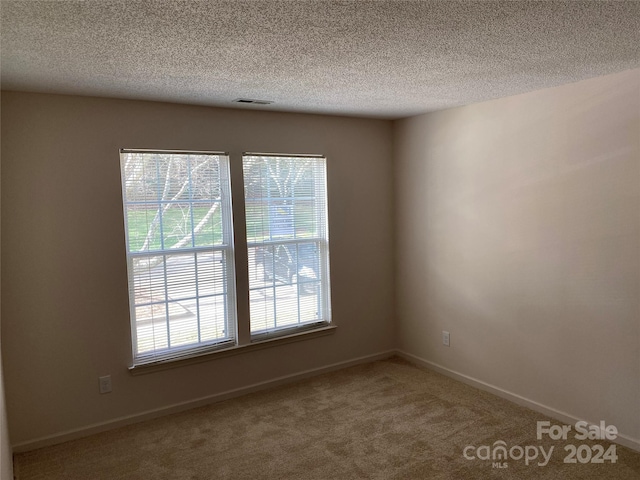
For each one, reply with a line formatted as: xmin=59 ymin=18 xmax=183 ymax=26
xmin=232 ymin=98 xmax=274 ymax=105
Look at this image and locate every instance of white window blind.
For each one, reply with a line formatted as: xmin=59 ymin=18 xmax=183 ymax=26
xmin=120 ymin=150 xmax=236 ymax=365
xmin=243 ymin=154 xmax=331 ymax=339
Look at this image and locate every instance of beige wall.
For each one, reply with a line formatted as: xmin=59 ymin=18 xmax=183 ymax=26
xmin=0 ymin=358 xmax=11 ymax=480
xmin=1 ymin=124 xmax=13 ymax=479
xmin=395 ymin=69 xmax=640 ymax=442
xmin=0 ymin=92 xmax=396 ymax=446
xmin=3 ymin=69 xmax=638 ymax=452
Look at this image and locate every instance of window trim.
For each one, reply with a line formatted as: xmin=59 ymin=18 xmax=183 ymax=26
xmin=242 ymin=153 xmax=332 ymax=339
xmin=121 ymin=149 xmax=334 ymax=372
xmin=120 ymin=149 xmax=237 ymax=366
xmin=129 ymin=325 xmax=337 ymax=375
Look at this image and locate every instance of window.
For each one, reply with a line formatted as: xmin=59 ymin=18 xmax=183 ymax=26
xmin=120 ymin=150 xmax=236 ymax=365
xmin=120 ymin=149 xmax=332 ymax=368
xmin=243 ymin=154 xmax=331 ymax=339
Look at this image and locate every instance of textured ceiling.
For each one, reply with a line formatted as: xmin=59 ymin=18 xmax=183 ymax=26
xmin=1 ymin=0 xmax=639 ymax=119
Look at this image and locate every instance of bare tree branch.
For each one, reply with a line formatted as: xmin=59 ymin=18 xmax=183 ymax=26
xmin=170 ymin=203 xmax=219 ymax=250
xmin=139 ymin=158 xmax=211 ymax=250
xmin=140 ymin=157 xmax=175 ymax=250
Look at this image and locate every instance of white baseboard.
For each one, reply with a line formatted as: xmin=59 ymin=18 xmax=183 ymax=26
xmin=396 ymin=350 xmax=640 ymax=453
xmin=12 ymin=350 xmax=396 ymax=453
xmin=14 ymin=349 xmax=640 ymax=455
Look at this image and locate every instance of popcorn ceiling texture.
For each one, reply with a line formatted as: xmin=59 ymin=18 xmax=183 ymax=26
xmin=1 ymin=0 xmax=639 ymax=118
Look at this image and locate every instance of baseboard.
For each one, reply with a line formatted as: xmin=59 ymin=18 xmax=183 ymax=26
xmin=12 ymin=350 xmax=396 ymax=453
xmin=14 ymin=349 xmax=639 ymax=454
xmin=396 ymin=350 xmax=640 ymax=453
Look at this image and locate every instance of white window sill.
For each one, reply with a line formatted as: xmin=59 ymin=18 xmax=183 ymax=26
xmin=129 ymin=325 xmax=337 ymax=376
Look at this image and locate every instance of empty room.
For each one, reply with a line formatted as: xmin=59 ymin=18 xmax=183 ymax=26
xmin=1 ymin=1 xmax=639 ymax=479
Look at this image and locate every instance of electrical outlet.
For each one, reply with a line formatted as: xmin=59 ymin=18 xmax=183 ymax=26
xmin=442 ymin=331 xmax=450 ymax=347
xmin=99 ymin=375 xmax=112 ymax=394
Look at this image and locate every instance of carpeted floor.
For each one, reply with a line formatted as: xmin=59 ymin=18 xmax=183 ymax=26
xmin=14 ymin=357 xmax=640 ymax=479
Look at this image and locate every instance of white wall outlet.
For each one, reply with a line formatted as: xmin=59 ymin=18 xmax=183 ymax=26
xmin=442 ymin=331 xmax=450 ymax=347
xmin=99 ymin=375 xmax=112 ymax=394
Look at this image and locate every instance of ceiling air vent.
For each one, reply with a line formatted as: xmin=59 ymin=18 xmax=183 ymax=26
xmin=232 ymin=98 xmax=274 ymax=105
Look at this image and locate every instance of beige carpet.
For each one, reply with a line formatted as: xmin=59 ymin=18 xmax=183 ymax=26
xmin=14 ymin=357 xmax=640 ymax=479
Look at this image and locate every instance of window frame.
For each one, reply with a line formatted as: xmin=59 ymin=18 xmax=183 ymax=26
xmin=120 ymin=149 xmax=334 ymax=372
xmin=120 ymin=149 xmax=238 ymax=367
xmin=243 ymin=153 xmax=332 ymax=341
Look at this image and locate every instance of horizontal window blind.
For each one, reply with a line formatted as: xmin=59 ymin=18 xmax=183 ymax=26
xmin=243 ymin=154 xmax=331 ymax=339
xmin=120 ymin=150 xmax=236 ymax=365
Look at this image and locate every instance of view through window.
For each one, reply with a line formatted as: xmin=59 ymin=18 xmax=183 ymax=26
xmin=243 ymin=154 xmax=331 ymax=338
xmin=120 ymin=150 xmax=236 ymax=364
xmin=120 ymin=150 xmax=331 ymax=366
